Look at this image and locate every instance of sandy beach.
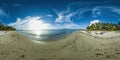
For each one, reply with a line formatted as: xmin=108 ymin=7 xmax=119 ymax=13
xmin=0 ymin=31 xmax=120 ymax=60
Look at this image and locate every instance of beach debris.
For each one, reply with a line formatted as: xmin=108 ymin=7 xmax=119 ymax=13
xmin=100 ymin=31 xmax=104 ymax=35
xmin=116 ymin=52 xmax=120 ymax=54
xmin=20 ymin=54 xmax=25 ymax=58
xmin=95 ymin=32 xmax=99 ymax=35
xmin=106 ymin=55 xmax=111 ymax=58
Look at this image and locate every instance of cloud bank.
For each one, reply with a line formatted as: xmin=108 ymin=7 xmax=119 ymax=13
xmin=8 ymin=16 xmax=52 ymax=30
xmin=8 ymin=16 xmax=80 ymax=30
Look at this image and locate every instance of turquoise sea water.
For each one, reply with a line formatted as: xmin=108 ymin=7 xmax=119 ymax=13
xmin=18 ymin=29 xmax=78 ymax=41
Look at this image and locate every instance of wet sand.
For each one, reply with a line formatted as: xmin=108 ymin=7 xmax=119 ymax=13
xmin=0 ymin=31 xmax=120 ymax=60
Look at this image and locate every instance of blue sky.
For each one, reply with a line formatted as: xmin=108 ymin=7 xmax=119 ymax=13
xmin=0 ymin=0 xmax=120 ymax=29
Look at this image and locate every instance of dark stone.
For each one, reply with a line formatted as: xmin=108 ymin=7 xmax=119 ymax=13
xmin=20 ymin=55 xmax=25 ymax=58
xmin=96 ymin=53 xmax=104 ymax=57
xmin=116 ymin=52 xmax=120 ymax=54
xmin=104 ymin=52 xmax=107 ymax=54
xmin=96 ymin=53 xmax=102 ymax=55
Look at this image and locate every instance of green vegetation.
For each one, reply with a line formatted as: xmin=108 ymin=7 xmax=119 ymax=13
xmin=87 ymin=22 xmax=120 ymax=31
xmin=0 ymin=22 xmax=16 ymax=31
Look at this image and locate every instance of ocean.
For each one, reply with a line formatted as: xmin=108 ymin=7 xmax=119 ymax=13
xmin=18 ymin=29 xmax=78 ymax=41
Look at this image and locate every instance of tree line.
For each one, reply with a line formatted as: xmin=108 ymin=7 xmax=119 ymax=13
xmin=0 ymin=22 xmax=16 ymax=31
xmin=87 ymin=22 xmax=120 ymax=31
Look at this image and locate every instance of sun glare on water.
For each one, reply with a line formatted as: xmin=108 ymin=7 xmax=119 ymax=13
xmin=33 ymin=30 xmax=42 ymax=35
xmin=27 ymin=19 xmax=51 ymax=36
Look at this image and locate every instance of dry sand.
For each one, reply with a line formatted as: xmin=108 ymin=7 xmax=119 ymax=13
xmin=81 ymin=31 xmax=120 ymax=38
xmin=0 ymin=31 xmax=120 ymax=60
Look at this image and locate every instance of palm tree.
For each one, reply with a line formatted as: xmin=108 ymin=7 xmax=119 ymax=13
xmin=0 ymin=22 xmax=4 ymax=30
xmin=91 ymin=24 xmax=96 ymax=30
xmin=95 ymin=23 xmax=99 ymax=30
xmin=112 ymin=26 xmax=118 ymax=31
xmin=109 ymin=23 xmax=113 ymax=31
xmin=87 ymin=26 xmax=90 ymax=30
xmin=0 ymin=22 xmax=16 ymax=31
xmin=86 ymin=22 xmax=120 ymax=31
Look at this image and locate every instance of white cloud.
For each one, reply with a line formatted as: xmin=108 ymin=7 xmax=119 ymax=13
xmin=54 ymin=8 xmax=81 ymax=29
xmin=8 ymin=16 xmax=52 ymax=30
xmin=54 ymin=10 xmax=80 ymax=29
xmin=55 ymin=23 xmax=80 ymax=29
xmin=0 ymin=8 xmax=7 ymax=17
xmin=8 ymin=16 xmax=81 ymax=30
xmin=54 ymin=3 xmax=93 ymax=29
xmin=65 ymin=12 xmax=76 ymax=22
xmin=55 ymin=11 xmax=66 ymax=23
xmin=46 ymin=14 xmax=53 ymax=17
xmin=92 ymin=6 xmax=120 ymax=18
xmin=54 ymin=9 xmax=76 ymax=23
xmin=63 ymin=23 xmax=80 ymax=29
xmin=90 ymin=20 xmax=101 ymax=26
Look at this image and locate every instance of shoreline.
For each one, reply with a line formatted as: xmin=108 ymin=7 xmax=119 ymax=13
xmin=0 ymin=31 xmax=120 ymax=60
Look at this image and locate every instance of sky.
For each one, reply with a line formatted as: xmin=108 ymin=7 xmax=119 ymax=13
xmin=0 ymin=0 xmax=120 ymax=30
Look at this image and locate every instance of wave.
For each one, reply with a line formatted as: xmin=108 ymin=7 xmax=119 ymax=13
xmin=17 ymin=29 xmax=79 ymax=41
